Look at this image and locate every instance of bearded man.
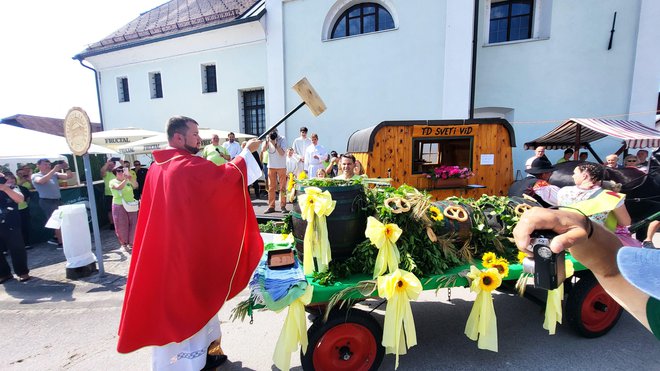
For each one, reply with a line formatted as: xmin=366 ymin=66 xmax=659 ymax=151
xmin=117 ymin=116 xmax=264 ymax=370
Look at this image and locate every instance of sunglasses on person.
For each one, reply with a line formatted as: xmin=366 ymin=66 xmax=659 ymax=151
xmin=626 ymin=159 xmax=638 ymax=163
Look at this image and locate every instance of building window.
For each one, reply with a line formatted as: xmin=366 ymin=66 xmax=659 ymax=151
xmin=149 ymin=72 xmax=163 ymax=99
xmin=242 ymin=89 xmax=265 ymax=136
xmin=201 ymin=64 xmax=217 ymax=93
xmin=117 ymin=77 xmax=130 ymax=103
xmin=331 ymin=3 xmax=394 ymax=39
xmin=412 ymin=138 xmax=472 ymax=174
xmin=489 ymin=0 xmax=533 ymax=43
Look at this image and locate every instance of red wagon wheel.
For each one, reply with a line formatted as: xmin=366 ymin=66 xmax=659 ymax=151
xmin=301 ymin=309 xmax=384 ymax=371
xmin=565 ymin=273 xmax=623 ymax=338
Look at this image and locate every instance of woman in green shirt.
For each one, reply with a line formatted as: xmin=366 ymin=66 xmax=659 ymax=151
xmin=110 ymin=167 xmax=139 ymax=253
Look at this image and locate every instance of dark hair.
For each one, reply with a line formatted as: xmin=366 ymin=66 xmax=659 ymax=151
xmin=576 ymin=163 xmax=603 ymax=182
xmin=564 ymin=148 xmax=574 ymax=155
xmin=167 ymin=116 xmax=198 ymax=140
xmin=300 ymin=126 xmax=308 ymax=132
xmin=228 ymin=132 xmax=235 ymax=136
xmin=112 ymin=166 xmax=124 ymax=175
xmin=340 ymin=153 xmax=356 ymax=163
xmin=37 ymin=158 xmax=50 ymax=165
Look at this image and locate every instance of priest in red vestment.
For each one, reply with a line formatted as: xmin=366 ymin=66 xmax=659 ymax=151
xmin=117 ymin=116 xmax=264 ymax=370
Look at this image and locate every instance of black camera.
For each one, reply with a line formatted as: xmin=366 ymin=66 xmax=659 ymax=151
xmin=269 ymin=131 xmax=278 ymax=140
xmin=522 ymin=230 xmax=565 ymax=290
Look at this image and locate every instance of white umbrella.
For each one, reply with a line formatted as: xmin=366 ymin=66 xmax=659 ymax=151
xmin=0 ymin=124 xmax=116 ymax=158
xmin=117 ymin=128 xmax=255 ymax=154
xmin=91 ymin=127 xmax=163 ymax=151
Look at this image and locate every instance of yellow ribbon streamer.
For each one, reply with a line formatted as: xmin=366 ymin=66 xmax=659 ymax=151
xmin=273 ymin=285 xmax=314 ymax=371
xmin=544 ymin=260 xmax=575 ymax=334
xmin=377 ymin=269 xmax=422 ymax=370
xmin=298 ymin=187 xmax=336 ymax=275
xmin=365 ymin=216 xmax=403 ymax=279
xmin=465 ymin=266 xmax=500 ymax=352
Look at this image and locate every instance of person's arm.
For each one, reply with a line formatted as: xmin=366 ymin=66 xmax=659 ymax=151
xmin=100 ymin=160 xmax=113 ymax=177
xmin=235 ymin=139 xmax=263 ymax=184
xmin=55 ymin=162 xmax=73 ymax=180
xmin=110 ymin=179 xmax=127 ymax=190
xmin=513 ymin=207 xmax=651 ymax=330
xmin=326 ymin=157 xmax=338 ymax=174
xmin=33 ymin=163 xmax=64 ymax=185
xmin=0 ymin=183 xmax=24 ymax=204
xmin=612 ymin=204 xmax=632 ymax=227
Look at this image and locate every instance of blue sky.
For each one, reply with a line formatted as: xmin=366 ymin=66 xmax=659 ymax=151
xmin=0 ymin=0 xmax=165 ymax=123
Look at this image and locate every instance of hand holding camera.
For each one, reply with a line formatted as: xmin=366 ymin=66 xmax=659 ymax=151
xmin=522 ymin=230 xmax=565 ymax=290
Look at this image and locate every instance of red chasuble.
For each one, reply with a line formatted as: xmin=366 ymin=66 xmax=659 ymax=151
xmin=117 ymin=148 xmax=264 ymax=353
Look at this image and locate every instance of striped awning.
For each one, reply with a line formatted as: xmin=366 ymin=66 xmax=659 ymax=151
xmin=524 ymin=118 xmax=660 ymax=150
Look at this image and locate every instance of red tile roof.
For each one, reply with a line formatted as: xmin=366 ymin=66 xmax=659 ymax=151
xmin=1 ymin=114 xmax=103 ymax=137
xmin=75 ymin=0 xmax=262 ymax=59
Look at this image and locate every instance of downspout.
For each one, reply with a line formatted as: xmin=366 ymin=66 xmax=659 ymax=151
xmin=468 ymin=0 xmax=479 ymax=119
xmin=76 ymin=59 xmax=104 ymax=130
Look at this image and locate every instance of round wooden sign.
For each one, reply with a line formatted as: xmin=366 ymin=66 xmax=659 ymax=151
xmin=63 ymin=107 xmax=92 ymax=156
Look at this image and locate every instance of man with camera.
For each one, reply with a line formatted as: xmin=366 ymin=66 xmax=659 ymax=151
xmin=513 ymin=207 xmax=659 ymax=340
xmin=0 ymin=173 xmax=30 ymax=283
xmin=264 ymin=129 xmax=288 ymax=214
xmin=32 ymin=158 xmax=72 ymax=246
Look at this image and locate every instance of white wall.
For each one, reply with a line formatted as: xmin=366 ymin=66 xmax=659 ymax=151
xmin=476 ymin=0 xmax=657 ymax=171
xmin=277 ymin=0 xmax=473 ymax=152
xmin=88 ymin=22 xmax=267 ymax=133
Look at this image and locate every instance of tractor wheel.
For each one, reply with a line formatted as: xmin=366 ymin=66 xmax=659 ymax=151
xmin=565 ymin=273 xmax=622 ymax=338
xmin=301 ymin=309 xmax=384 ymax=371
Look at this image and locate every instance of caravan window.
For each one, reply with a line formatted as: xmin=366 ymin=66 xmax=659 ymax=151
xmin=412 ymin=137 xmax=472 ymax=174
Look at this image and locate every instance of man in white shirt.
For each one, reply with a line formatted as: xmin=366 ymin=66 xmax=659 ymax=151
xmin=292 ymin=126 xmax=311 ymax=170
xmin=525 ymin=146 xmax=546 ymax=170
xmin=304 ymin=133 xmax=328 ymax=177
xmin=222 ymin=132 xmax=242 ymax=160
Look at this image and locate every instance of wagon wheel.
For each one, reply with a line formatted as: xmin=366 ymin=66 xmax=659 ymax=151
xmin=565 ymin=273 xmax=623 ymax=338
xmin=301 ymin=309 xmax=384 ymax=371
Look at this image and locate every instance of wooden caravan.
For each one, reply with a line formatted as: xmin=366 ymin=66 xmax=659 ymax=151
xmin=346 ymin=119 xmax=516 ymax=200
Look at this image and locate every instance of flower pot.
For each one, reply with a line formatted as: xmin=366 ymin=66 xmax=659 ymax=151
xmin=433 ymin=177 xmax=468 ymax=189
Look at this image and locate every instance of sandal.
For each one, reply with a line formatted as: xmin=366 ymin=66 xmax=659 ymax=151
xmin=18 ymin=274 xmax=31 ymax=282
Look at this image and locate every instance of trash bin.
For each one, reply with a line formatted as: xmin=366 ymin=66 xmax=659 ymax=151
xmin=48 ymin=204 xmax=98 ymax=278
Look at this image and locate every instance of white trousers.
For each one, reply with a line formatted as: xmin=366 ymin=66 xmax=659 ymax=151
xmin=151 ymin=316 xmax=221 ymax=371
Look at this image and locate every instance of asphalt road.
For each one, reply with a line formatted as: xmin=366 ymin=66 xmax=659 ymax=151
xmin=0 ymin=230 xmax=658 ymax=370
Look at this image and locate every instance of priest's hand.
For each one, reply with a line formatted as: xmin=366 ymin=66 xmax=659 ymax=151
xmin=246 ymin=138 xmax=262 ymax=153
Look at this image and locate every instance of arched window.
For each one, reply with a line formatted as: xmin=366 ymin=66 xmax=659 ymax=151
xmin=331 ymin=3 xmax=394 ymax=39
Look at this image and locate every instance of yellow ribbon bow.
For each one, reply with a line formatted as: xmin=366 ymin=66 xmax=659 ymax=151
xmin=377 ymin=269 xmax=422 ymax=370
xmin=465 ymin=266 xmax=501 ymax=352
xmin=298 ymin=187 xmax=336 ymax=275
xmin=273 ymin=285 xmax=314 ymax=371
xmin=544 ymin=259 xmax=575 ymax=334
xmin=365 ymin=216 xmax=403 ymax=279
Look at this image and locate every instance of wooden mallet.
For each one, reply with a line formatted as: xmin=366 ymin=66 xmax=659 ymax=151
xmin=257 ymin=77 xmax=327 ymax=140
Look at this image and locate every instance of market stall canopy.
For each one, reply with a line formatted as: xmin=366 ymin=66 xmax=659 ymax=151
xmin=91 ymin=127 xmax=162 ymax=151
xmin=524 ymin=118 xmax=660 ymax=150
xmin=117 ymin=128 xmax=256 ymax=154
xmin=0 ymin=124 xmax=116 ymax=159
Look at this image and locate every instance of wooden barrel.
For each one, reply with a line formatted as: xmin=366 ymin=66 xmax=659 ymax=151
xmin=431 ymin=200 xmax=473 ymax=241
xmin=291 ymin=184 xmax=368 ymax=262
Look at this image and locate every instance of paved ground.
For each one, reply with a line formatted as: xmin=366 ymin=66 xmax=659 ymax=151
xmin=0 ymin=201 xmax=658 ymax=370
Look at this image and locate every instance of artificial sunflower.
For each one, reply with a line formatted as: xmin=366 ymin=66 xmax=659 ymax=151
xmin=428 ymin=205 xmax=443 ymax=222
xmin=490 ymin=258 xmax=509 ymax=278
xmin=298 ymin=171 xmax=307 ymax=180
xmin=478 ymin=268 xmax=502 ymax=292
xmin=482 ymin=252 xmax=497 ymax=268
xmin=517 ymin=251 xmax=527 ymax=264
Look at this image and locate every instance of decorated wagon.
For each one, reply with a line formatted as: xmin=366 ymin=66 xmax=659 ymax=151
xmin=237 ymin=177 xmax=623 ymax=371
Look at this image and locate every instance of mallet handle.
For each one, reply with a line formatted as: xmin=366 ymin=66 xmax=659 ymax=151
xmin=258 ymin=101 xmax=306 ymax=140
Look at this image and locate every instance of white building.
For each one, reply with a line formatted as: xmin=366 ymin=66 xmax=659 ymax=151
xmin=75 ymin=0 xmax=659 ymax=173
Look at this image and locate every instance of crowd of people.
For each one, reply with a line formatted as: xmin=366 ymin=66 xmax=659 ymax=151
xmin=521 ymin=146 xmax=658 ymax=249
